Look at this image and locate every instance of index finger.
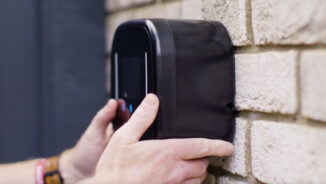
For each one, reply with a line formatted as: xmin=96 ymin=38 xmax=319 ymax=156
xmin=166 ymin=138 xmax=234 ymax=160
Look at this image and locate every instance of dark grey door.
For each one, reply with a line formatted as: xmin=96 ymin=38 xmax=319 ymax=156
xmin=0 ymin=0 xmax=106 ymax=162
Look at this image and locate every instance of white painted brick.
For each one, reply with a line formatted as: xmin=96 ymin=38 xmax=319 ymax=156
xmin=235 ymin=51 xmax=298 ymax=114
xmin=181 ymin=0 xmax=203 ymax=20
xmin=106 ymin=0 xmax=154 ymax=12
xmin=182 ymin=0 xmax=251 ymax=46
xmin=202 ymin=0 xmax=249 ymax=46
xmin=251 ymin=120 xmax=326 ymax=184
xmin=301 ymin=49 xmax=326 ymax=122
xmin=211 ymin=118 xmax=249 ymax=177
xmin=252 ymin=0 xmax=326 ymax=45
xmin=217 ymin=176 xmax=249 ymax=184
xmin=106 ymin=2 xmax=181 ymax=53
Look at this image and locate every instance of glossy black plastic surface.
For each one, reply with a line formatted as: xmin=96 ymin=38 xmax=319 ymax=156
xmin=111 ymin=19 xmax=235 ymax=142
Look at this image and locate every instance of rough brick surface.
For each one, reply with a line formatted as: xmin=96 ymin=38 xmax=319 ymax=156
xmin=301 ymin=50 xmax=326 ymax=122
xmin=252 ymin=0 xmax=326 ymax=45
xmin=106 ymin=0 xmax=154 ymax=12
xmin=235 ymin=51 xmax=298 ymax=114
xmin=106 ymin=1 xmax=181 ymax=52
xmin=217 ymin=176 xmax=249 ymax=184
xmin=182 ymin=0 xmax=250 ymax=46
xmin=211 ymin=118 xmax=249 ymax=177
xmin=251 ymin=120 xmax=326 ymax=184
xmin=181 ymin=0 xmax=202 ymax=20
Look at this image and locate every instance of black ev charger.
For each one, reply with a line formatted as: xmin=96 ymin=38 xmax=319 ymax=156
xmin=111 ymin=19 xmax=235 ymax=142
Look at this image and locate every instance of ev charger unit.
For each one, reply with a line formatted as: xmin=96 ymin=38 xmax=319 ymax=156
xmin=111 ymin=19 xmax=235 ymax=142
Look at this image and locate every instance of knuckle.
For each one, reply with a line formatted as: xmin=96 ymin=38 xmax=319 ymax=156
xmin=194 ymin=178 xmax=202 ymax=184
xmin=191 ymin=162 xmax=206 ymax=178
xmin=165 ymin=171 xmax=184 ymax=184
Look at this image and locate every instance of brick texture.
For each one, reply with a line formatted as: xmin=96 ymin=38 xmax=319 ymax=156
xmin=181 ymin=0 xmax=202 ymax=20
xmin=106 ymin=0 xmax=154 ymax=12
xmin=251 ymin=120 xmax=326 ymax=183
xmin=301 ymin=50 xmax=326 ymax=122
xmin=252 ymin=0 xmax=326 ymax=45
xmin=182 ymin=0 xmax=250 ymax=46
xmin=211 ymin=118 xmax=249 ymax=177
xmin=217 ymin=176 xmax=249 ymax=184
xmin=235 ymin=51 xmax=298 ymax=114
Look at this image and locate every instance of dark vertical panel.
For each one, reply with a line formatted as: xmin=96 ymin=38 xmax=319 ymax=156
xmin=0 ymin=0 xmax=42 ymax=162
xmin=41 ymin=0 xmax=106 ymax=156
xmin=0 ymin=0 xmax=105 ymax=161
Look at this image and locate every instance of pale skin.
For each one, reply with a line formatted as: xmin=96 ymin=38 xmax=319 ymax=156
xmin=0 ymin=94 xmax=234 ymax=184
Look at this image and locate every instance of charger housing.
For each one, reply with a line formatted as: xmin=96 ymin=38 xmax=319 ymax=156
xmin=111 ymin=19 xmax=235 ymax=142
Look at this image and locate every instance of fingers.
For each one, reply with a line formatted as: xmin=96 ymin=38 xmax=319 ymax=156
xmin=181 ymin=159 xmax=209 ymax=179
xmin=87 ymin=99 xmax=118 ymax=136
xmin=166 ymin=138 xmax=234 ymax=160
xmin=182 ymin=176 xmax=205 ymax=184
xmin=182 ymin=172 xmax=207 ymax=184
xmin=105 ymin=123 xmax=114 ymax=141
xmin=200 ymin=172 xmax=208 ymax=183
xmin=114 ymin=94 xmax=159 ymax=144
xmin=165 ymin=159 xmax=208 ymax=184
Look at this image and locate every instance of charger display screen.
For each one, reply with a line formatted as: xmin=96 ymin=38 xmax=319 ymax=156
xmin=119 ymin=56 xmax=145 ymax=99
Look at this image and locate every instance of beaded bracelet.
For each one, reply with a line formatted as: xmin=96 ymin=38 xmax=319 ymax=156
xmin=35 ymin=156 xmax=64 ymax=184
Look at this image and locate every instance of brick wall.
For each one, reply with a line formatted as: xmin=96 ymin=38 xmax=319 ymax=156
xmin=105 ymin=0 xmax=326 ymax=183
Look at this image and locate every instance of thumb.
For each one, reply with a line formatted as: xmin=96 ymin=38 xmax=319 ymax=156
xmin=114 ymin=94 xmax=159 ymax=144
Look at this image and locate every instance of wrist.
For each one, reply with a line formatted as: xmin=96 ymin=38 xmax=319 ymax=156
xmin=35 ymin=156 xmax=64 ymax=184
xmin=59 ymin=150 xmax=84 ymax=184
xmin=77 ymin=175 xmax=110 ymax=184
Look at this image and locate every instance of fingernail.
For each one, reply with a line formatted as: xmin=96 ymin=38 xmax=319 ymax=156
xmin=145 ymin=94 xmax=159 ymax=106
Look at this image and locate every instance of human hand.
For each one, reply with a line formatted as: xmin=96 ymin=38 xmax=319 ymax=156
xmin=82 ymin=94 xmax=234 ymax=184
xmin=59 ymin=99 xmax=118 ymax=184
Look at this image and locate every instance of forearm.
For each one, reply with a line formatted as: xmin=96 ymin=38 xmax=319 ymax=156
xmin=77 ymin=176 xmax=108 ymax=184
xmin=0 ymin=159 xmax=37 ymax=184
xmin=0 ymin=151 xmax=79 ymax=184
